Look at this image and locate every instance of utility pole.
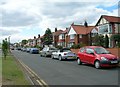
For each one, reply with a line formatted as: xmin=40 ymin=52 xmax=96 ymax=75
xmin=8 ymin=36 xmax=11 ymax=52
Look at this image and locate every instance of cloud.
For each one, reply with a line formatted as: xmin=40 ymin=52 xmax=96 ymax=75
xmin=0 ymin=0 xmax=119 ymax=43
xmin=0 ymin=27 xmax=21 ymax=36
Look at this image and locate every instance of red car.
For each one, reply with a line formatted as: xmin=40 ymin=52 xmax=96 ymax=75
xmin=77 ymin=46 xmax=120 ymax=69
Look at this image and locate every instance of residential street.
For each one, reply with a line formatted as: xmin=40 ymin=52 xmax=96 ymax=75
xmin=11 ymin=50 xmax=119 ymax=85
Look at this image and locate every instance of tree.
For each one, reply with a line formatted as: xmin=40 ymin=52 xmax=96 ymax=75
xmin=21 ymin=39 xmax=28 ymax=47
xmin=2 ymin=38 xmax=9 ymax=60
xmin=43 ymin=28 xmax=53 ymax=45
xmin=111 ymin=34 xmax=120 ymax=47
xmin=93 ymin=34 xmax=105 ymax=47
xmin=104 ymin=34 xmax=109 ymax=48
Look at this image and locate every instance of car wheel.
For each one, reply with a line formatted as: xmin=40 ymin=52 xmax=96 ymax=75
xmin=94 ymin=61 xmax=101 ymax=69
xmin=40 ymin=54 xmax=42 ymax=57
xmin=59 ymin=56 xmax=62 ymax=61
xmin=51 ymin=55 xmax=54 ymax=59
xmin=77 ymin=58 xmax=82 ymax=65
xmin=44 ymin=53 xmax=47 ymax=57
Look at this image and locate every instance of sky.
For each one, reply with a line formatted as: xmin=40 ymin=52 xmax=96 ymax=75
xmin=0 ymin=0 xmax=119 ymax=43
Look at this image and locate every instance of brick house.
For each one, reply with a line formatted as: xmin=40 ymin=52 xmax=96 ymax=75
xmin=96 ymin=15 xmax=120 ymax=47
xmin=58 ymin=28 xmax=69 ymax=47
xmin=53 ymin=30 xmax=63 ymax=47
xmin=36 ymin=34 xmax=41 ymax=47
xmin=67 ymin=23 xmax=95 ymax=47
xmin=32 ymin=36 xmax=37 ymax=47
xmin=27 ymin=39 xmax=33 ymax=47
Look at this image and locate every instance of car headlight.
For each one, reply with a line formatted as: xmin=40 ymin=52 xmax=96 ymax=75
xmin=101 ymin=57 xmax=108 ymax=61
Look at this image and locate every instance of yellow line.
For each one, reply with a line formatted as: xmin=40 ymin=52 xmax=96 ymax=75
xmin=36 ymin=80 xmax=43 ymax=86
xmin=17 ymin=59 xmax=48 ymax=86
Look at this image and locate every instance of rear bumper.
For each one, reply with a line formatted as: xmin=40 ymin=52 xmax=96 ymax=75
xmin=62 ymin=56 xmax=77 ymax=60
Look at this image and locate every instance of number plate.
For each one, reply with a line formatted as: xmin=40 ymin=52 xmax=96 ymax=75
xmin=68 ymin=56 xmax=73 ymax=58
xmin=111 ymin=61 xmax=118 ymax=64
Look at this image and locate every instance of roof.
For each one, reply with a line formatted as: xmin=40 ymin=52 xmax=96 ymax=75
xmin=96 ymin=15 xmax=120 ymax=26
xmin=62 ymin=29 xmax=69 ymax=34
xmin=85 ymin=46 xmax=103 ymax=49
xmin=71 ymin=24 xmax=95 ymax=34
xmin=53 ymin=30 xmax=63 ymax=36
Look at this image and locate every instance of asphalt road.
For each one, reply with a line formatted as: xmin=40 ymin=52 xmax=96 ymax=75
xmin=11 ymin=50 xmax=119 ymax=85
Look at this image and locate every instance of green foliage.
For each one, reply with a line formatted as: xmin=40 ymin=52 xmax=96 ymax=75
xmin=21 ymin=39 xmax=28 ymax=47
xmin=111 ymin=34 xmax=120 ymax=47
xmin=56 ymin=45 xmax=63 ymax=49
xmin=43 ymin=28 xmax=53 ymax=45
xmin=34 ymin=45 xmax=43 ymax=50
xmin=116 ymin=42 xmax=120 ymax=48
xmin=104 ymin=34 xmax=109 ymax=48
xmin=93 ymin=34 xmax=105 ymax=47
xmin=71 ymin=43 xmax=86 ymax=49
xmin=111 ymin=34 xmax=120 ymax=42
xmin=2 ymin=39 xmax=9 ymax=59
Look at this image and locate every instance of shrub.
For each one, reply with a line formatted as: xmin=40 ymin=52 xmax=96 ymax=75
xmin=71 ymin=43 xmax=86 ymax=49
xmin=56 ymin=45 xmax=63 ymax=49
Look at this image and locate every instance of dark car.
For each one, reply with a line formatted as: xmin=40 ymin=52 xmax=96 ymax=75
xmin=77 ymin=46 xmax=120 ymax=69
xmin=30 ymin=48 xmax=39 ymax=54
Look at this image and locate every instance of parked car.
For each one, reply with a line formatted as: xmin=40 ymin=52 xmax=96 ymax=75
xmin=21 ymin=47 xmax=27 ymax=52
xmin=52 ymin=48 xmax=77 ymax=61
xmin=40 ymin=47 xmax=58 ymax=57
xmin=30 ymin=48 xmax=39 ymax=54
xmin=17 ymin=47 xmax=21 ymax=50
xmin=77 ymin=46 xmax=120 ymax=69
xmin=26 ymin=48 xmax=31 ymax=53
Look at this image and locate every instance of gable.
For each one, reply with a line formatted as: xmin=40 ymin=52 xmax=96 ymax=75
xmin=98 ymin=18 xmax=109 ymax=26
xmin=68 ymin=26 xmax=77 ymax=35
xmin=91 ymin=28 xmax=98 ymax=33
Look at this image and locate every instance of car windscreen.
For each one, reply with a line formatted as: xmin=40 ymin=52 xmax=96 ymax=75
xmin=94 ymin=47 xmax=110 ymax=54
xmin=50 ymin=48 xmax=57 ymax=50
xmin=63 ymin=50 xmax=71 ymax=52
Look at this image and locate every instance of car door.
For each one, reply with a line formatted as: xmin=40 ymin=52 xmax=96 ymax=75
xmin=78 ymin=47 xmax=86 ymax=62
xmin=53 ymin=50 xmax=59 ymax=58
xmin=85 ymin=48 xmax=95 ymax=64
xmin=42 ymin=48 xmax=47 ymax=56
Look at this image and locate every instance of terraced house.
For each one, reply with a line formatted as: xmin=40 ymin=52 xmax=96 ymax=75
xmin=96 ymin=15 xmax=120 ymax=47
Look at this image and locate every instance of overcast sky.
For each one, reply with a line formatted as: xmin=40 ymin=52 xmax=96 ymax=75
xmin=0 ymin=0 xmax=119 ymax=43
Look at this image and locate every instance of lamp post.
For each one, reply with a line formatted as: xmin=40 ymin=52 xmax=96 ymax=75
xmin=8 ymin=36 xmax=11 ymax=52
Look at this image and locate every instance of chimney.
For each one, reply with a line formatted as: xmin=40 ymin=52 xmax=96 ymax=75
xmin=55 ymin=27 xmax=57 ymax=32
xmin=84 ymin=21 xmax=88 ymax=27
xmin=34 ymin=36 xmax=36 ymax=39
xmin=66 ymin=27 xmax=68 ymax=30
xmin=38 ymin=34 xmax=40 ymax=38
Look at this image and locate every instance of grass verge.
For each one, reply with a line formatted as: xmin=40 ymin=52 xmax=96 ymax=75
xmin=2 ymin=53 xmax=30 ymax=85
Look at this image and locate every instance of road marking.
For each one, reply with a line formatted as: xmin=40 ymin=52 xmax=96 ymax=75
xmin=17 ymin=59 xmax=49 ymax=86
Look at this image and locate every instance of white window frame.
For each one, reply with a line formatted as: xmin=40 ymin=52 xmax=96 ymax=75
xmin=70 ymin=34 xmax=75 ymax=39
xmin=79 ymin=34 xmax=82 ymax=38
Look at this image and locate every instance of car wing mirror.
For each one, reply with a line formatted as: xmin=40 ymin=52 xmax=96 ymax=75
xmin=90 ymin=52 xmax=94 ymax=55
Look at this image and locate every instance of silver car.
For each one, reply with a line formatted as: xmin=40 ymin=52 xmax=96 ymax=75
xmin=52 ymin=48 xmax=77 ymax=61
xmin=40 ymin=47 xmax=58 ymax=57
